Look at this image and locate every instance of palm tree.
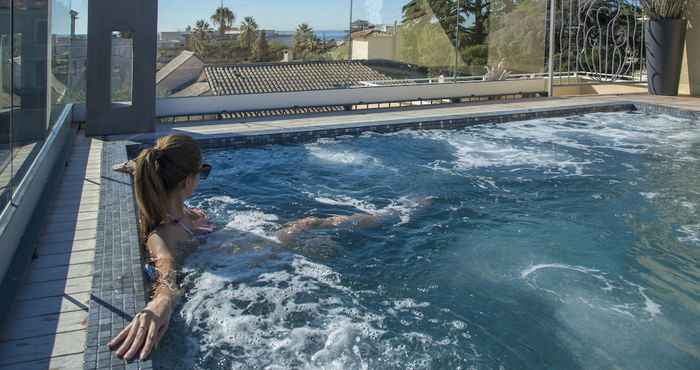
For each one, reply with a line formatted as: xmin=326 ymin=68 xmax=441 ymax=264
xmin=189 ymin=19 xmax=213 ymax=55
xmin=211 ymin=6 xmax=235 ymax=35
xmin=253 ymin=31 xmax=271 ymax=62
xmin=293 ymin=23 xmax=318 ymax=59
xmin=240 ymin=16 xmax=258 ymax=50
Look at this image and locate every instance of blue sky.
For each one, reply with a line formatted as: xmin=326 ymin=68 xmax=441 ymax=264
xmin=69 ymin=0 xmax=409 ymax=34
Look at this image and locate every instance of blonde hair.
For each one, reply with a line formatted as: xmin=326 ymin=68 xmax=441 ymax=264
xmin=133 ymin=134 xmax=202 ymax=240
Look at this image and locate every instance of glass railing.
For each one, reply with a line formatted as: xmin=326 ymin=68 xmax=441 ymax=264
xmin=155 ymin=0 xmax=548 ymax=101
xmin=0 ymin=0 xmax=82 ymax=213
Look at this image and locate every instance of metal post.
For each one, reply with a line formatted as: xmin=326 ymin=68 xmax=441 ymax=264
xmin=348 ymin=0 xmax=354 ymax=60
xmin=9 ymin=0 xmax=14 ymax=201
xmin=548 ymin=0 xmax=556 ymax=97
xmin=454 ymin=0 xmax=460 ymax=81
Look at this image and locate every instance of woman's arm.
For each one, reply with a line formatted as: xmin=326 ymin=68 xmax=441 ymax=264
xmin=275 ymin=213 xmax=383 ymax=245
xmin=108 ymin=232 xmax=178 ymax=361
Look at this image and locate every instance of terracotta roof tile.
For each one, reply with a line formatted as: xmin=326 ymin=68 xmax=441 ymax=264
xmin=205 ymin=61 xmax=391 ymax=95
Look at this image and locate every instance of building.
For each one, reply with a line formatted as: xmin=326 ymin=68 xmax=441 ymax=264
xmin=351 ymin=29 xmax=397 ymax=61
xmin=156 ymin=50 xmax=205 ymax=96
xmin=351 ymin=19 xmax=372 ymax=31
xmin=159 ymin=31 xmax=189 ymax=43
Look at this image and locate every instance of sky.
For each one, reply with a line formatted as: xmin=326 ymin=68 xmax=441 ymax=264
xmin=69 ymin=0 xmax=409 ymax=34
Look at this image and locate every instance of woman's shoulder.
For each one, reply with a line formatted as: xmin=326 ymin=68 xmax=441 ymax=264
xmin=147 ymin=223 xmax=191 ymax=246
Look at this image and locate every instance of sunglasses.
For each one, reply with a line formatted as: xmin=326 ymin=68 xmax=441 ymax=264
xmin=199 ymin=163 xmax=212 ymax=180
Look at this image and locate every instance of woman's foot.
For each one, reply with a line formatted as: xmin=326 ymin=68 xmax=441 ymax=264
xmin=112 ymin=160 xmax=135 ymax=174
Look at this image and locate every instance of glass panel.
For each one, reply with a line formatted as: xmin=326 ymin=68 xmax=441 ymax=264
xmin=351 ymin=0 xmax=459 ymax=83
xmin=482 ymin=0 xmax=547 ymax=78
xmin=66 ymin=0 xmax=87 ymax=104
xmin=348 ymin=0 xmax=547 ymax=86
xmin=12 ymin=0 xmax=49 ymax=190
xmin=50 ymin=0 xmax=73 ymax=126
xmin=0 ymin=0 xmax=12 ymax=209
xmin=111 ymin=31 xmax=133 ymax=104
xmin=156 ymin=0 xmax=351 ymax=98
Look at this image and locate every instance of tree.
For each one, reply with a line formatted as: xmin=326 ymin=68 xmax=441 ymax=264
xmin=189 ymin=19 xmax=213 ymax=56
xmin=211 ymin=6 xmax=235 ymax=35
xmin=401 ymin=0 xmax=491 ymax=47
xmin=293 ymin=23 xmax=319 ymax=60
xmin=240 ymin=16 xmax=258 ymax=50
xmin=252 ymin=31 xmax=271 ymax=62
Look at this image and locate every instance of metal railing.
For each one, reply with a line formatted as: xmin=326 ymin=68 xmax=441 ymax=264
xmin=548 ymin=0 xmax=647 ymax=92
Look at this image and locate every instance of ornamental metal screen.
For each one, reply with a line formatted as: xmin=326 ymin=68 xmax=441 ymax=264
xmin=548 ymin=0 xmax=647 ymax=86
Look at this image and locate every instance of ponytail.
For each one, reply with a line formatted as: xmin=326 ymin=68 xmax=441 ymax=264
xmin=133 ymin=135 xmax=202 ymax=240
xmin=134 ymin=148 xmax=169 ymax=239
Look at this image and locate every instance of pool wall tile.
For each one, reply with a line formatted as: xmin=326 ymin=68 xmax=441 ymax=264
xmin=84 ymin=141 xmax=153 ymax=370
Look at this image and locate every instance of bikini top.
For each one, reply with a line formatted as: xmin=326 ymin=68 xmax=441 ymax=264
xmin=144 ymin=208 xmax=214 ymax=282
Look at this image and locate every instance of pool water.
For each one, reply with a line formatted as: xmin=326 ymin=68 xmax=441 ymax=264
xmin=155 ymin=112 xmax=700 ymax=370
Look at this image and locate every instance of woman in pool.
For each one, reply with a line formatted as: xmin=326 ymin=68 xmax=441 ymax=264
xmin=108 ymin=134 xmax=402 ymax=361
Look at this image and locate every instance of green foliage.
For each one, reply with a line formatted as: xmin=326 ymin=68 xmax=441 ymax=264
xmin=188 ymin=19 xmax=214 ymax=56
xmin=397 ymin=17 xmax=454 ymax=73
xmin=240 ymin=17 xmax=258 ymax=50
xmin=252 ymin=32 xmax=271 ymax=62
xmin=293 ymin=23 xmax=320 ymax=60
xmin=640 ymin=0 xmax=688 ymax=19
xmin=327 ymin=42 xmax=350 ymax=61
xmin=487 ymin=0 xmax=546 ymax=73
xmin=401 ymin=0 xmax=492 ymax=48
xmin=211 ymin=6 xmax=235 ymax=35
xmin=460 ymin=44 xmax=488 ymax=67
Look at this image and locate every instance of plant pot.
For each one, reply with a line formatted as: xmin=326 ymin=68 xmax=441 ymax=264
xmin=646 ymin=18 xmax=687 ymax=96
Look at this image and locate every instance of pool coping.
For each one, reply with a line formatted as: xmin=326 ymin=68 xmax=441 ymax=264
xmin=84 ymin=100 xmax=699 ymax=369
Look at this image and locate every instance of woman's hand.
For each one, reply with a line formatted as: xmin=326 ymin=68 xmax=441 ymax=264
xmin=108 ymin=296 xmax=173 ymax=361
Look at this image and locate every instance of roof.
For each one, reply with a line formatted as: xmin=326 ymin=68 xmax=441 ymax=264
xmin=171 ymin=81 xmax=211 ymax=97
xmin=204 ymin=60 xmax=391 ymax=96
xmin=351 ymin=29 xmax=389 ymax=40
xmin=156 ymin=50 xmax=199 ymax=84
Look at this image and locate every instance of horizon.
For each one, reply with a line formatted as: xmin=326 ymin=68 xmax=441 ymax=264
xmin=69 ymin=0 xmax=407 ymax=35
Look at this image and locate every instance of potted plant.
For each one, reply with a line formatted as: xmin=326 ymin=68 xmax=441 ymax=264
xmin=642 ymin=0 xmax=689 ymax=95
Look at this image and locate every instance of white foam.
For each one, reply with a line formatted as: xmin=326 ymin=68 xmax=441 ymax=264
xmin=521 ymin=263 xmax=602 ymax=279
xmin=306 ymin=144 xmax=382 ymax=166
xmin=223 ymin=210 xmax=280 ymax=242
xmin=208 ymin=195 xmax=246 ymax=205
xmin=521 ymin=263 xmax=662 ymax=319
xmin=392 ymin=298 xmax=431 ymax=310
xmin=678 ymin=224 xmax=700 ymax=243
xmin=398 ymin=112 xmax=698 ymax=178
xmin=306 ymin=193 xmax=427 ymax=225
xmin=177 ymin=251 xmax=387 ymax=369
xmin=623 ymin=279 xmax=662 ymax=318
xmin=308 ymin=193 xmax=378 ymax=214
xmin=640 ymin=192 xmax=658 ymax=200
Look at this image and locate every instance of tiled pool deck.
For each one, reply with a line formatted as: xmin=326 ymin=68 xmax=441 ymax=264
xmin=0 ymin=95 xmax=698 ymax=369
xmin=0 ymin=135 xmax=102 ymax=369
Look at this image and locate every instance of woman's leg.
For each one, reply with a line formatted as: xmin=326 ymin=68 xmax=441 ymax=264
xmin=275 ymin=213 xmax=385 ymax=245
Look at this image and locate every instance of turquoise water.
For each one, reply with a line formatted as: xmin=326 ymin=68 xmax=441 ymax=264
xmin=156 ymin=111 xmax=700 ymax=369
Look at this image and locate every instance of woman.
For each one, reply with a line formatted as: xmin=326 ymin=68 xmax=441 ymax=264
xmin=108 ymin=134 xmax=399 ymax=361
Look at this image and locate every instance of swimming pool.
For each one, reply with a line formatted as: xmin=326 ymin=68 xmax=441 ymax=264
xmin=155 ymin=111 xmax=700 ymax=369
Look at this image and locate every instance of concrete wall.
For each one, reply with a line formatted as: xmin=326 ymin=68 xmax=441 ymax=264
xmin=353 ymin=37 xmax=396 ymax=61
xmin=352 ymin=40 xmax=370 ymax=60
xmin=156 ymin=78 xmax=548 ymax=117
xmin=0 ymin=105 xmax=74 ymax=318
xmin=680 ymin=2 xmax=700 ymax=96
xmin=86 ymin=0 xmax=157 ymax=136
xmin=368 ymin=37 xmax=396 ymax=61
